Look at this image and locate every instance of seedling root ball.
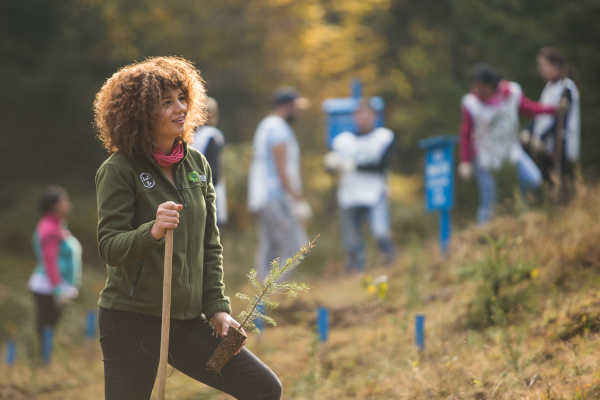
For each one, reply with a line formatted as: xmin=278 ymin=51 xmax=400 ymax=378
xmin=206 ymin=326 xmax=248 ymax=375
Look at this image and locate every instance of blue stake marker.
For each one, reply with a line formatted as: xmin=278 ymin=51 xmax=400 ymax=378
xmin=255 ymin=303 xmax=265 ymax=332
xmin=317 ymin=307 xmax=329 ymax=342
xmin=86 ymin=310 xmax=97 ymax=339
xmin=42 ymin=326 xmax=53 ymax=364
xmin=415 ymin=314 xmax=425 ymax=350
xmin=6 ymin=341 xmax=16 ymax=366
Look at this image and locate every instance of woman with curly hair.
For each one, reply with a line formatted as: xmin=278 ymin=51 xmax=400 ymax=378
xmin=94 ymin=57 xmax=282 ymax=400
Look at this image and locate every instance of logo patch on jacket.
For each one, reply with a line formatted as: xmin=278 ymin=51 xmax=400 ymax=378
xmin=140 ymin=173 xmax=155 ymax=188
xmin=188 ymin=171 xmax=206 ymax=183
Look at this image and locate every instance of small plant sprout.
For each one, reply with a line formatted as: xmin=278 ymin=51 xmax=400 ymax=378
xmin=206 ymin=236 xmax=318 ymax=375
xmin=236 ymin=237 xmax=317 ymax=332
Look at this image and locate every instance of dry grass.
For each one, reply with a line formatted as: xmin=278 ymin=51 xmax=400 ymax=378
xmin=3 ymin=183 xmax=600 ymax=399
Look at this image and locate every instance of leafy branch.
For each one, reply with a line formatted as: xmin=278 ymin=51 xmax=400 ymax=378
xmin=235 ymin=235 xmax=319 ymax=332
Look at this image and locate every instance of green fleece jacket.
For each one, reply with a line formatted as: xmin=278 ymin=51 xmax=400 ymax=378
xmin=95 ymin=144 xmax=231 ymax=320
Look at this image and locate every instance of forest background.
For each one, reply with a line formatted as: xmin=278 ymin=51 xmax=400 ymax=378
xmin=3 ymin=2 xmax=600 ymax=398
xmin=1 ymin=0 xmax=599 ymax=267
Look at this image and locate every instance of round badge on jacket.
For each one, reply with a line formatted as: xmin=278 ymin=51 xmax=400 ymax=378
xmin=140 ymin=173 xmax=155 ymax=188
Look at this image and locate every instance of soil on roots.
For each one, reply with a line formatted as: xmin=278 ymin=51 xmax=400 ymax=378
xmin=206 ymin=326 xmax=247 ymax=376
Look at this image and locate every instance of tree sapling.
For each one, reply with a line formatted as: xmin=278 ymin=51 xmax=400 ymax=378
xmin=206 ymin=236 xmax=318 ymax=375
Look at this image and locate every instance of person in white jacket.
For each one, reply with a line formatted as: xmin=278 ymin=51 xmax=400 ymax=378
xmin=521 ymin=47 xmax=581 ymax=186
xmin=191 ymin=97 xmax=228 ymax=226
xmin=248 ymin=87 xmax=311 ymax=279
xmin=458 ymin=63 xmax=556 ymax=224
xmin=325 ymin=98 xmax=397 ymax=272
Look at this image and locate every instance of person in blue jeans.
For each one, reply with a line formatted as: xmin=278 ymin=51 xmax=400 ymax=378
xmin=472 ymin=158 xmax=543 ymax=224
xmin=325 ymin=98 xmax=397 ymax=272
xmin=457 ymin=63 xmax=556 ymax=224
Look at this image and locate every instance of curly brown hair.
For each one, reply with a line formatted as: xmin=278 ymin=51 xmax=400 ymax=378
xmin=94 ymin=56 xmax=207 ymax=158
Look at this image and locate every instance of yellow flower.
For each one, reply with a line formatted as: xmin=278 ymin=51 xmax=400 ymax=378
xmin=377 ymin=282 xmax=389 ymax=300
xmin=531 ymin=268 xmax=539 ymax=278
xmin=367 ymin=284 xmax=377 ymax=294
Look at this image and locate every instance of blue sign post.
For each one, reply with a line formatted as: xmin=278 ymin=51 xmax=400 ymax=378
xmin=321 ymin=79 xmax=385 ymax=147
xmin=418 ymin=136 xmax=458 ymax=254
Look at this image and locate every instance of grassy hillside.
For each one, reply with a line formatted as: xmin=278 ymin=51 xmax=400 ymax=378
xmin=2 ymin=182 xmax=600 ymax=400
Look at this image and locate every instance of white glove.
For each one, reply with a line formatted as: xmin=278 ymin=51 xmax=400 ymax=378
xmin=519 ymin=129 xmax=531 ymax=146
xmin=54 ymin=284 xmax=79 ymax=307
xmin=324 ymin=152 xmax=356 ymax=173
xmin=54 ymin=294 xmax=71 ymax=308
xmin=292 ymin=199 xmax=313 ymax=223
xmin=458 ymin=162 xmax=473 ymax=181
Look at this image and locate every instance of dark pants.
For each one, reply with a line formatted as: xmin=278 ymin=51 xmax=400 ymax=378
xmin=538 ymin=154 xmax=575 ymax=203
xmin=539 ymin=154 xmax=574 ymax=184
xmin=98 ymin=308 xmax=282 ymax=400
xmin=34 ymin=293 xmax=61 ymax=340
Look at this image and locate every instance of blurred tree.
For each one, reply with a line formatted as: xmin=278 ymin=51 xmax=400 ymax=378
xmin=0 ymin=0 xmax=598 ymax=245
xmin=372 ymin=0 xmax=600 ymax=173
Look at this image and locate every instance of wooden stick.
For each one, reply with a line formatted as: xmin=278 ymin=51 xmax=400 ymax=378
xmin=157 ymin=229 xmax=173 ymax=400
xmin=552 ymin=95 xmax=569 ymax=204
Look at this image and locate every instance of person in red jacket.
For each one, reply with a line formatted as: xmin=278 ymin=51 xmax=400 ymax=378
xmin=458 ymin=63 xmax=555 ymax=224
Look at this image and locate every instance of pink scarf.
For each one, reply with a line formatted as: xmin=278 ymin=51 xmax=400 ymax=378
xmin=152 ymin=141 xmax=185 ymax=167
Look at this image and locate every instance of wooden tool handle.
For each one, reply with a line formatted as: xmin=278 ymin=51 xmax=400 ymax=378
xmin=553 ymin=97 xmax=568 ymax=204
xmin=157 ymin=228 xmax=173 ymax=400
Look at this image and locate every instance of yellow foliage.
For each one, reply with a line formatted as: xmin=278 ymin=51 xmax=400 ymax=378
xmin=390 ymin=69 xmax=413 ymax=99
xmin=388 ymin=173 xmax=422 ymax=205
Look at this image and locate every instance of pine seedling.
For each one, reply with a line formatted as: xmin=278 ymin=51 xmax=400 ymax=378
xmin=235 ymin=236 xmax=318 ymax=332
xmin=206 ymin=236 xmax=318 ymax=375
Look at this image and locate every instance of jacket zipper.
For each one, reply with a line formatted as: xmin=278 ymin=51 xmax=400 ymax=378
xmin=129 ymin=258 xmax=146 ymax=297
xmin=177 ymin=181 xmax=192 ymax=317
